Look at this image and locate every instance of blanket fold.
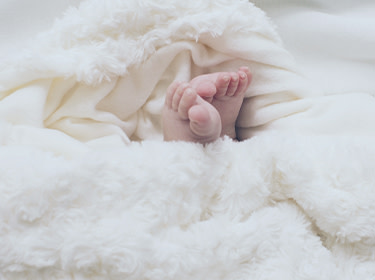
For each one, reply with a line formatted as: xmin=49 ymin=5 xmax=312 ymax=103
xmin=1 ymin=0 xmax=375 ymax=279
xmin=0 ymin=0 xmax=316 ymax=143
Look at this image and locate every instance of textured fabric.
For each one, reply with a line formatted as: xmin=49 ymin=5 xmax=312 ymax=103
xmin=0 ymin=0 xmax=82 ymax=56
xmin=1 ymin=1 xmax=375 ymax=279
xmin=0 ymin=0 xmax=313 ymax=143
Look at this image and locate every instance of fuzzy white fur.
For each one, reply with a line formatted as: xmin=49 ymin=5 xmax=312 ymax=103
xmin=1 ymin=0 xmax=375 ymax=279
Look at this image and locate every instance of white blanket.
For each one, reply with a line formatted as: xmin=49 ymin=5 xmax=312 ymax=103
xmin=1 ymin=0 xmax=375 ymax=279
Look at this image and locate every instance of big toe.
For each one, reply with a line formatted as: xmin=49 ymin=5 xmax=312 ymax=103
xmin=188 ymin=101 xmax=221 ymax=140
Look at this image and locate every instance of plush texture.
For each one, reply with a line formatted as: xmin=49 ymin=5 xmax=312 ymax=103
xmin=0 ymin=0 xmax=316 ymax=143
xmin=1 ymin=0 xmax=375 ymax=279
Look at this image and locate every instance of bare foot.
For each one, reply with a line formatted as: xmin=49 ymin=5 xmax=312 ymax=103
xmin=162 ymin=82 xmax=221 ymax=143
xmin=190 ymin=67 xmax=251 ymax=139
xmin=162 ymin=67 xmax=251 ymax=143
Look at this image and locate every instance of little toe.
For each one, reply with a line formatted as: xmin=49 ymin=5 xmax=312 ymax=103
xmin=226 ymin=73 xmax=240 ymax=96
xmin=234 ymin=70 xmax=250 ymax=96
xmin=166 ymin=81 xmax=182 ymax=107
xmin=239 ymin=67 xmax=252 ymax=88
xmin=172 ymin=82 xmax=190 ymax=111
xmin=178 ymin=87 xmax=198 ymax=120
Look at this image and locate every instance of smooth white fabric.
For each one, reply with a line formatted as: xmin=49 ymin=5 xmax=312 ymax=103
xmin=1 ymin=1 xmax=375 ymax=279
xmin=255 ymin=0 xmax=375 ymax=95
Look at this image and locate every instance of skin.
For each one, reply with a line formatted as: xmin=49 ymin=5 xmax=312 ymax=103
xmin=162 ymin=67 xmax=252 ymax=143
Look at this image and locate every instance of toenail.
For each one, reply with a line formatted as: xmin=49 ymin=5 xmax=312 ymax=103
xmin=223 ymin=75 xmax=230 ymax=82
xmin=240 ymin=72 xmax=246 ymax=79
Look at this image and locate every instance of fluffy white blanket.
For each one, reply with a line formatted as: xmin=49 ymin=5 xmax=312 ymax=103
xmin=1 ymin=0 xmax=375 ymax=279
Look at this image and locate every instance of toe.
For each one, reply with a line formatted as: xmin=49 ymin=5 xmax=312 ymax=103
xmin=166 ymin=81 xmax=182 ymax=107
xmin=195 ymin=82 xmax=217 ymax=98
xmin=188 ymin=100 xmax=221 ymax=141
xmin=239 ymin=66 xmax=252 ymax=88
xmin=226 ymin=73 xmax=240 ymax=96
xmin=172 ymin=82 xmax=190 ymax=111
xmin=188 ymin=104 xmax=211 ymax=126
xmin=178 ymin=87 xmax=198 ymax=120
xmin=215 ymin=73 xmax=231 ymax=97
xmin=234 ymin=69 xmax=251 ymax=96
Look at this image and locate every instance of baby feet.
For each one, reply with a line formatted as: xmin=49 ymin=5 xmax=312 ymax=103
xmin=162 ymin=82 xmax=222 ymax=143
xmin=162 ymin=67 xmax=251 ymax=143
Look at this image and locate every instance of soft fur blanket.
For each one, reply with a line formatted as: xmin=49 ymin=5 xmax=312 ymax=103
xmin=1 ymin=0 xmax=375 ymax=279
